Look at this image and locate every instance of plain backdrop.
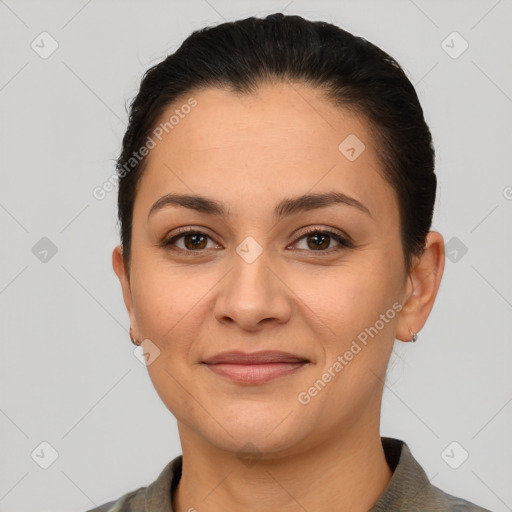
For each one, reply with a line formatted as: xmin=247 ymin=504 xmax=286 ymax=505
xmin=1 ymin=1 xmax=511 ymax=511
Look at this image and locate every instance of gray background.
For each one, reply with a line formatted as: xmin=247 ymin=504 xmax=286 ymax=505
xmin=1 ymin=0 xmax=511 ymax=511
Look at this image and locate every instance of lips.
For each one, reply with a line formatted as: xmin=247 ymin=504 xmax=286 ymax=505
xmin=202 ymin=351 xmax=310 ymax=384
xmin=202 ymin=350 xmax=309 ymax=365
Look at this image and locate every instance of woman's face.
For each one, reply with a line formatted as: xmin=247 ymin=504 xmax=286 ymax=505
xmin=114 ymin=82 xmax=414 ymax=456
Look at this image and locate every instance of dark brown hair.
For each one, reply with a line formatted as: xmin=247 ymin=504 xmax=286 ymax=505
xmin=116 ymin=12 xmax=436 ymax=273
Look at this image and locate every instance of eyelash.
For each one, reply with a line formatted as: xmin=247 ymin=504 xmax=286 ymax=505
xmin=160 ymin=226 xmax=353 ymax=256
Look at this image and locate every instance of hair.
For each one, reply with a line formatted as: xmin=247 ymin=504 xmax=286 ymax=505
xmin=116 ymin=12 xmax=436 ymax=273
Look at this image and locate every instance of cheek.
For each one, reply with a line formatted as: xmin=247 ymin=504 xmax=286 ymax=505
xmin=301 ymin=261 xmax=400 ymax=412
xmin=133 ymin=263 xmax=205 ymax=417
xmin=309 ymin=259 xmax=401 ymax=341
xmin=130 ymin=259 xmax=207 ymax=351
xmin=130 ymin=224 xmax=198 ymax=318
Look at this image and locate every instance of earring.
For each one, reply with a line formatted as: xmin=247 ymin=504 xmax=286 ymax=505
xmin=409 ymin=329 xmax=418 ymax=343
xmin=130 ymin=326 xmax=141 ymax=346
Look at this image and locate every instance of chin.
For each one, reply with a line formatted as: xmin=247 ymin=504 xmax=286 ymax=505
xmin=212 ymin=429 xmax=302 ymax=458
xmin=197 ymin=409 xmax=309 ymax=457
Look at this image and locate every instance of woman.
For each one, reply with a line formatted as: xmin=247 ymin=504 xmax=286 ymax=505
xmin=89 ymin=13 xmax=491 ymax=512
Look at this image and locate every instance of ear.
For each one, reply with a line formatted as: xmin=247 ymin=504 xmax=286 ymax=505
xmin=396 ymin=231 xmax=445 ymax=342
xmin=112 ymin=245 xmax=140 ymax=341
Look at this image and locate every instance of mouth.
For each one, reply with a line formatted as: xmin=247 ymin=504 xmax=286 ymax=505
xmin=202 ymin=350 xmax=310 ymax=385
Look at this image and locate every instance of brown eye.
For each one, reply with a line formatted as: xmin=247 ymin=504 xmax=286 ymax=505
xmin=292 ymin=229 xmax=353 ymax=253
xmin=162 ymin=230 xmax=217 ymax=252
xmin=182 ymin=233 xmax=208 ymax=250
xmin=306 ymin=232 xmax=330 ymax=250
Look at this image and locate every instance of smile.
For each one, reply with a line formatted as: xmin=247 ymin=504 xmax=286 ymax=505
xmin=202 ymin=350 xmax=310 ymax=385
xmin=203 ymin=361 xmax=309 ymax=385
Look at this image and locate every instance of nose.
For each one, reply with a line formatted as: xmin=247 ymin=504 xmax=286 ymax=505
xmin=212 ymin=245 xmax=292 ymax=332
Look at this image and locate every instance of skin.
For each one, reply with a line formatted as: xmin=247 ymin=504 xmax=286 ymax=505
xmin=112 ymin=82 xmax=445 ymax=512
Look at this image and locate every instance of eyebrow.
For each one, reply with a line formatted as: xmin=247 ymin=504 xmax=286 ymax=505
xmin=147 ymin=191 xmax=372 ymax=221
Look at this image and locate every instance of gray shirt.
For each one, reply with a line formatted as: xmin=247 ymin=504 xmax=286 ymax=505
xmin=85 ymin=437 xmax=492 ymax=511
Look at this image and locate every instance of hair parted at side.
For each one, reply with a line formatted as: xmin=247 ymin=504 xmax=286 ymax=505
xmin=116 ymin=12 xmax=436 ymax=273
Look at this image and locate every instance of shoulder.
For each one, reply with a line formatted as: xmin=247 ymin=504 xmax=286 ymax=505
xmin=82 ymin=455 xmax=183 ymax=512
xmin=429 ymin=484 xmax=493 ymax=511
xmin=83 ymin=486 xmax=146 ymax=512
xmin=373 ymin=437 xmax=492 ymax=512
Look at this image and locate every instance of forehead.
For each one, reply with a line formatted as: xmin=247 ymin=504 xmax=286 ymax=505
xmin=134 ymin=83 xmax=397 ymax=222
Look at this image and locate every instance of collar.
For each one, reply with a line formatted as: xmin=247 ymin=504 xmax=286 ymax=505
xmin=370 ymin=437 xmax=435 ymax=510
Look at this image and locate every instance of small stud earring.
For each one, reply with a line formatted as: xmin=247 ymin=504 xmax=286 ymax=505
xmin=409 ymin=329 xmax=418 ymax=343
xmin=130 ymin=326 xmax=141 ymax=346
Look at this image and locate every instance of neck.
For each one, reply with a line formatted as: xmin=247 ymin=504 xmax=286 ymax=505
xmin=172 ymin=422 xmax=393 ymax=512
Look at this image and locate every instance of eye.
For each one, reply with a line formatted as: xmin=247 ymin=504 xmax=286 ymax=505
xmin=290 ymin=228 xmax=353 ymax=253
xmin=161 ymin=229 xmax=219 ymax=252
xmin=161 ymin=227 xmax=353 ymax=255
